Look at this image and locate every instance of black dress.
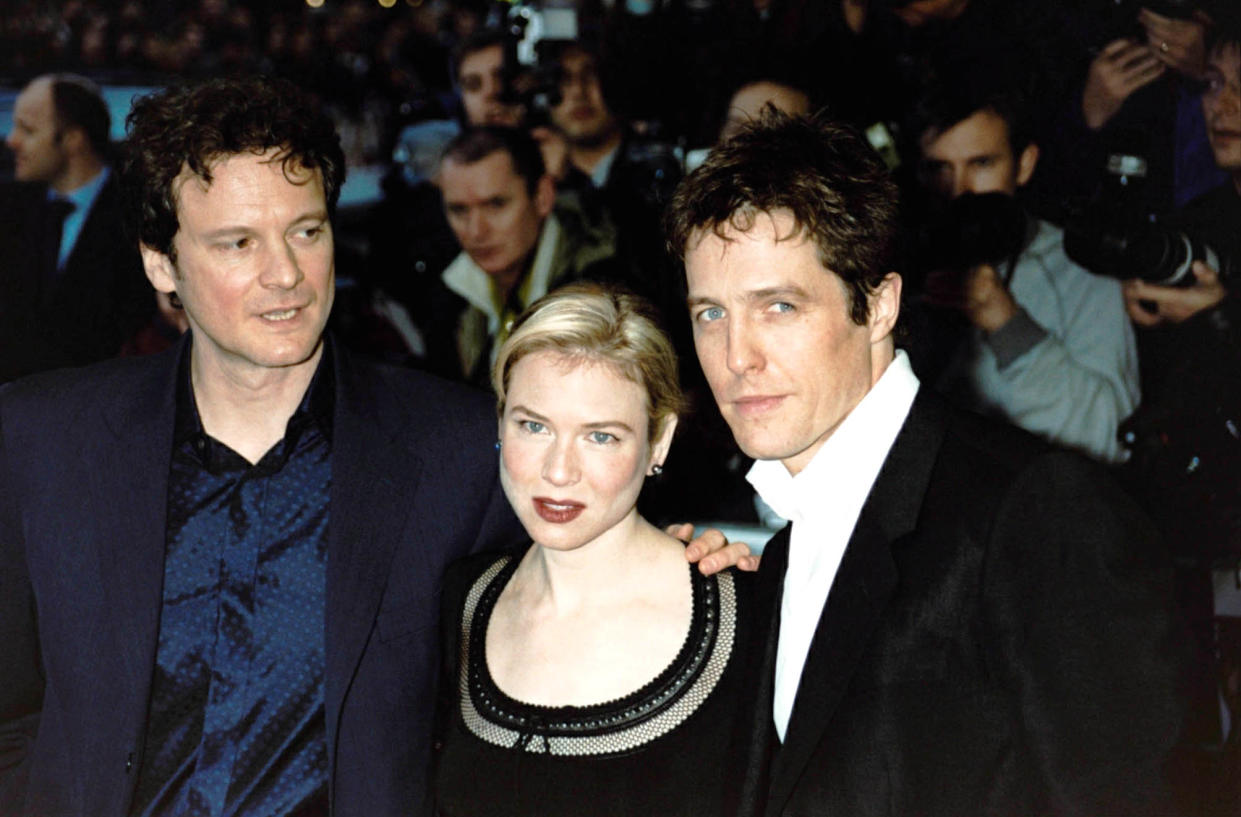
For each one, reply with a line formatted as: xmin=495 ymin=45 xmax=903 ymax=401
xmin=433 ymin=552 xmax=755 ymax=817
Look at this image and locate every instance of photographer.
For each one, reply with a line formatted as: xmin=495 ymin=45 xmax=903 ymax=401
xmin=908 ymin=75 xmax=1140 ymax=464
xmin=367 ymin=25 xmax=582 ymax=367
xmin=451 ymin=27 xmax=572 ymax=180
xmin=1080 ymin=5 xmax=1209 ymax=132
xmin=544 ymin=38 xmax=684 ymax=329
xmin=1116 ymin=18 xmax=1241 ymax=765
xmin=1120 ymin=17 xmax=1241 ymax=563
xmin=454 ymin=28 xmax=527 ymax=129
xmin=1037 ymin=0 xmax=1229 ymax=221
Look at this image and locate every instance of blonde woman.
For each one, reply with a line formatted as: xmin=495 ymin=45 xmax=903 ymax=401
xmin=433 ymin=283 xmax=754 ymax=816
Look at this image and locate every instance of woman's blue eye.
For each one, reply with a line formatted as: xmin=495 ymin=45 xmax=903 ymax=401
xmin=589 ymin=431 xmax=616 ymax=444
xmin=521 ymin=420 xmax=545 ymax=434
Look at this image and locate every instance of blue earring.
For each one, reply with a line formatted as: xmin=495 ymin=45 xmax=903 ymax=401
xmin=494 ymin=441 xmax=502 ymax=451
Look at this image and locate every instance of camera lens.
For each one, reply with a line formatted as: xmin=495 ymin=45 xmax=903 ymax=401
xmin=1124 ymin=231 xmax=1219 ymax=287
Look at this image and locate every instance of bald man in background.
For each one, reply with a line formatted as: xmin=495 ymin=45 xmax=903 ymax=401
xmin=0 ymin=74 xmax=152 ymax=381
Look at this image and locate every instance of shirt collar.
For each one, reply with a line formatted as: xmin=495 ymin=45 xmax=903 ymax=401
xmin=747 ymin=349 xmax=920 ymax=524
xmin=590 ymin=145 xmax=619 ymax=188
xmin=173 ymin=335 xmax=337 ymax=455
xmin=52 ymin=165 xmax=109 ymax=212
xmin=441 ymin=213 xmax=562 ymax=330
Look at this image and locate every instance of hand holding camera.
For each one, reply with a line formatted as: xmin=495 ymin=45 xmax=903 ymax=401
xmin=911 ymin=191 xmax=1029 ymax=331
xmin=1137 ymin=6 xmax=1209 ymax=79
xmin=923 ymin=263 xmax=1021 ymax=333
xmin=1081 ymin=2 xmax=1209 ymax=131
xmin=1082 ymin=38 xmax=1166 ymax=130
xmin=1123 ymin=259 xmax=1227 ymax=326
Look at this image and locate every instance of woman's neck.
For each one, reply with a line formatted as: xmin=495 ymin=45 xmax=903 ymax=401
xmin=518 ymin=512 xmax=680 ymax=614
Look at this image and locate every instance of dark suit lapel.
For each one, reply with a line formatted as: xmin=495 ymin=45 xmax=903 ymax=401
xmin=766 ymin=389 xmax=949 ymax=812
xmin=60 ymin=174 xmax=117 ymax=276
xmin=323 ymin=349 xmax=425 ymax=758
xmin=766 ymin=509 xmax=899 ymax=810
xmin=733 ymin=525 xmax=788 ymax=817
xmin=93 ymin=343 xmax=181 ymax=710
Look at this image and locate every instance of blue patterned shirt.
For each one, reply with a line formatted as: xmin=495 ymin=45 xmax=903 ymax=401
xmin=131 ymin=346 xmax=334 ymax=817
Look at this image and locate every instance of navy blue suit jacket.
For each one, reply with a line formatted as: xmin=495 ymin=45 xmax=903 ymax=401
xmin=0 ymin=339 xmax=524 ymax=815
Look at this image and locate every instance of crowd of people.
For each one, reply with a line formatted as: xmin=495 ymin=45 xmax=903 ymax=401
xmin=2 ymin=0 xmax=1241 ymax=815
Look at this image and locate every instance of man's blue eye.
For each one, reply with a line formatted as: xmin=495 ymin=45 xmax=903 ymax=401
xmin=699 ymin=306 xmax=724 ymax=322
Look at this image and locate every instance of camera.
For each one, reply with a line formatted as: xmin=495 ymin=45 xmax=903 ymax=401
xmin=614 ymin=131 xmax=684 ymax=208
xmin=1068 ymin=224 xmax=1231 ymax=287
xmin=900 ymin=191 xmax=1029 ymax=382
xmin=908 ymin=191 xmax=1029 ymax=283
xmin=1063 ymin=149 xmax=1234 ymax=286
xmin=485 ymin=0 xmax=579 ymax=120
xmin=498 ymin=0 xmax=578 ymax=68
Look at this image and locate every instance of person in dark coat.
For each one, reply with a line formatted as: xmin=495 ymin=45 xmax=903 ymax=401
xmin=666 ymin=110 xmax=1187 ymax=817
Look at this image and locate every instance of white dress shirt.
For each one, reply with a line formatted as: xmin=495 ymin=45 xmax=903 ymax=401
xmin=747 ymin=350 xmax=920 ymax=741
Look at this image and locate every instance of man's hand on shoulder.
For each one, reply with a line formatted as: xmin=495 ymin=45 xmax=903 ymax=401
xmin=667 ymin=523 xmax=760 ymax=575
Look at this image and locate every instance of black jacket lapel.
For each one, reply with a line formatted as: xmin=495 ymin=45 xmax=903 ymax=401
xmin=732 ymin=524 xmax=789 ymax=817
xmin=765 ymin=389 xmax=948 ymax=813
xmin=766 ymin=509 xmax=900 ymax=811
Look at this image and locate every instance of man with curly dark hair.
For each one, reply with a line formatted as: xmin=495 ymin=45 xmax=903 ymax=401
xmin=0 ymin=75 xmax=745 ymax=817
xmin=0 ymin=75 xmax=529 ymax=817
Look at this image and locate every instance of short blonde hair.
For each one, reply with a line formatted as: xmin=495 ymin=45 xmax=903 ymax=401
xmin=493 ymin=283 xmax=687 ymax=444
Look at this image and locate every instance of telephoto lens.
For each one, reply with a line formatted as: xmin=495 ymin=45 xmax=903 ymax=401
xmin=1123 ymin=230 xmax=1223 ymax=287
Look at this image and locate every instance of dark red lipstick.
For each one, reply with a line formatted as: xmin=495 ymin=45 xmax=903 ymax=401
xmin=533 ymin=497 xmax=585 ymax=523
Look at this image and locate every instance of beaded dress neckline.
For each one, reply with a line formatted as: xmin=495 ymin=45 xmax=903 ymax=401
xmin=454 ymin=554 xmax=737 ymax=757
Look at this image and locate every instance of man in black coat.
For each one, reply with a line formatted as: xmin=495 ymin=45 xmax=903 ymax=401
xmin=666 ymin=110 xmax=1187 ymax=816
xmin=0 ymin=74 xmax=153 ymax=382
